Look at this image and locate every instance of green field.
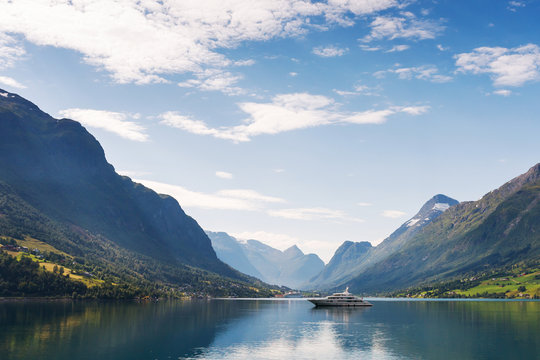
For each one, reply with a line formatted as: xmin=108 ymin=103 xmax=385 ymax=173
xmin=391 ymin=261 xmax=540 ymax=299
xmin=2 ymin=236 xmax=105 ymax=287
xmin=455 ymin=271 xmax=540 ymax=298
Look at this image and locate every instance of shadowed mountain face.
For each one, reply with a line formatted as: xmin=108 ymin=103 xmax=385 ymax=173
xmin=0 ymin=89 xmax=246 ymax=283
xmin=306 ymin=194 xmax=459 ymax=290
xmin=342 ymin=164 xmax=540 ymax=293
xmin=207 ymin=231 xmax=325 ymax=289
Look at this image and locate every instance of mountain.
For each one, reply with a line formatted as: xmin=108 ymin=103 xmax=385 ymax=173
xmin=341 ymin=164 xmax=540 ymax=293
xmin=0 ymin=89 xmax=273 ymax=297
xmin=207 ymin=231 xmax=325 ymax=289
xmin=205 ymin=232 xmax=263 ymax=279
xmin=306 ymin=194 xmax=458 ymax=290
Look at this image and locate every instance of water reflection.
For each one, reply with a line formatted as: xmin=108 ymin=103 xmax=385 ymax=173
xmin=0 ymin=299 xmax=538 ymax=360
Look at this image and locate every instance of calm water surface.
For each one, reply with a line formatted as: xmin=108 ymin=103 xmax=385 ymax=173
xmin=1 ymin=299 xmax=538 ymax=359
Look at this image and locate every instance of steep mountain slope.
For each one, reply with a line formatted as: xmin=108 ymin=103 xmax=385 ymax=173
xmin=343 ymin=164 xmax=540 ymax=293
xmin=0 ymin=89 xmax=271 ymax=297
xmin=205 ymin=231 xmax=263 ymax=279
xmin=207 ymin=231 xmax=325 ymax=288
xmin=306 ymin=241 xmax=372 ymax=288
xmin=307 ymin=194 xmax=458 ymax=289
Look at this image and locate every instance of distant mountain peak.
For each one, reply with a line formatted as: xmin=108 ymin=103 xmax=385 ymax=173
xmin=284 ymin=244 xmax=303 ymax=256
xmin=418 ymin=194 xmax=458 ymax=213
xmin=407 ymin=194 xmax=459 ymax=227
xmin=207 ymin=231 xmax=324 ymax=289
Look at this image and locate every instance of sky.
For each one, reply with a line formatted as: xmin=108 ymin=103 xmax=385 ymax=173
xmin=1 ymin=0 xmax=539 ymax=262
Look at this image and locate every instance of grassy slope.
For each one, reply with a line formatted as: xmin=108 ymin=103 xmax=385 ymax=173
xmin=0 ymin=185 xmax=278 ymax=298
xmin=389 ymin=259 xmax=540 ymax=299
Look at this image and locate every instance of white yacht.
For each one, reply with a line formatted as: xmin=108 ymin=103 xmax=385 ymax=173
xmin=308 ymin=287 xmax=372 ymax=307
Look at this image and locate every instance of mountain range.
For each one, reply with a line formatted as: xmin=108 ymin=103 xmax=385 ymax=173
xmin=0 ymin=89 xmax=273 ymax=297
xmin=308 ymin=166 xmax=540 ymax=294
xmin=207 ymin=231 xmax=324 ymax=289
xmin=1 ymin=89 xmax=538 ymax=298
xmin=305 ymin=194 xmax=459 ymax=290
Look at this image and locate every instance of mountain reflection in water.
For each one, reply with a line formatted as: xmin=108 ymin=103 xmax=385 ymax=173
xmin=1 ymin=299 xmax=538 ymax=360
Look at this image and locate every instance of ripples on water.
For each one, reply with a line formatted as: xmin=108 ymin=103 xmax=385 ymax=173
xmin=1 ymin=299 xmax=538 ymax=359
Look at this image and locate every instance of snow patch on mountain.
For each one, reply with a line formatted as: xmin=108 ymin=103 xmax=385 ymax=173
xmin=432 ymin=203 xmax=450 ymax=211
xmin=406 ymin=218 xmax=420 ymax=227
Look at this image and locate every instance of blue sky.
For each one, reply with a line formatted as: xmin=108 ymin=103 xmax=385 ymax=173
xmin=1 ymin=0 xmax=539 ymax=261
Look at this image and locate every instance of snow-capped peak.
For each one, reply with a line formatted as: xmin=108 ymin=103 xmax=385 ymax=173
xmin=432 ymin=203 xmax=450 ymax=211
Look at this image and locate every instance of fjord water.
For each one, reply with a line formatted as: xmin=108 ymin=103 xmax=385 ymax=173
xmin=1 ymin=300 xmax=538 ymax=359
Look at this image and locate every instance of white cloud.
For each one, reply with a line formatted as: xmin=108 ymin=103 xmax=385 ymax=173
xmin=58 ymin=108 xmax=148 ymax=142
xmin=324 ymin=0 xmax=399 ymax=25
xmin=0 ymin=75 xmax=25 ymax=89
xmin=268 ymin=207 xmax=363 ymax=222
xmin=357 ymin=202 xmax=372 ymax=206
xmin=136 ymin=179 xmax=284 ymax=211
xmin=399 ymin=106 xmax=430 ymax=115
xmin=376 ymin=65 xmax=452 ymax=83
xmin=178 ymin=69 xmax=244 ymax=96
xmin=216 ymin=189 xmax=285 ymax=203
xmin=455 ymin=44 xmax=540 ymax=87
xmin=333 ymin=83 xmax=380 ymax=96
xmin=159 ymin=112 xmax=222 ymax=138
xmin=215 ymin=171 xmax=233 ymax=179
xmin=234 ymin=59 xmax=255 ymax=66
xmin=359 ymin=44 xmax=382 ymax=52
xmin=312 ymin=45 xmax=348 ymax=57
xmin=161 ymin=92 xmax=428 ymax=142
xmin=0 ymin=33 xmax=25 ymax=70
xmin=0 ymin=1 xmax=401 ymax=84
xmin=333 ymin=89 xmax=358 ymax=96
xmin=386 ymin=44 xmax=410 ymax=52
xmin=493 ymin=89 xmax=512 ymax=96
xmin=382 ymin=210 xmax=407 ymax=218
xmin=362 ymin=14 xmax=445 ymax=42
xmin=437 ymin=44 xmax=448 ymax=51
xmin=507 ymin=1 xmax=526 ymax=12
xmin=289 ymin=72 xmax=298 ymax=77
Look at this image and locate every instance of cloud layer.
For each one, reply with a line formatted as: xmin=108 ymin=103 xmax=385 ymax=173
xmin=0 ymin=75 xmax=25 ymax=89
xmin=59 ymin=108 xmax=148 ymax=142
xmin=455 ymin=44 xmax=540 ymax=87
xmin=375 ymin=65 xmax=452 ymax=83
xmin=136 ymin=179 xmax=284 ymax=211
xmin=0 ymin=33 xmax=25 ymax=70
xmin=312 ymin=45 xmax=348 ymax=57
xmin=362 ymin=13 xmax=445 ymax=42
xmin=161 ymin=92 xmax=428 ymax=142
xmin=0 ymin=0 xmax=401 ymax=84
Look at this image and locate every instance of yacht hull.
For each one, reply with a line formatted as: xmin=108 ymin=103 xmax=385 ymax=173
xmin=308 ymin=299 xmax=372 ymax=307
